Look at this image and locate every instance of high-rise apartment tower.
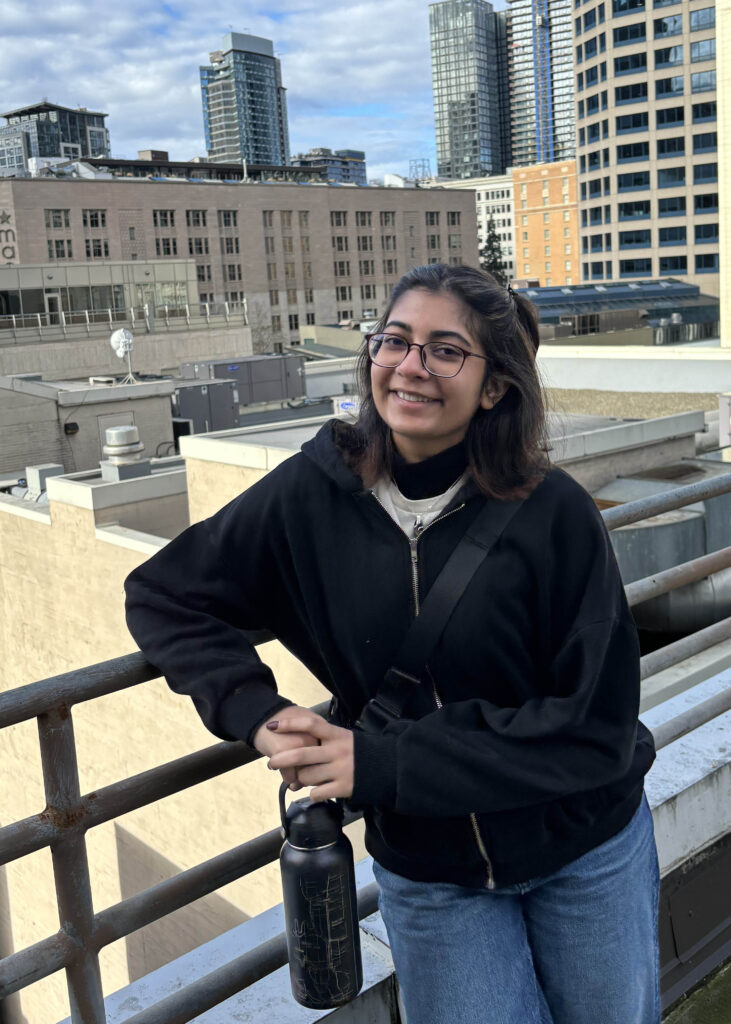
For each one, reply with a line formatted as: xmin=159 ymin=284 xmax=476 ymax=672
xmin=429 ymin=0 xmax=512 ymax=178
xmin=508 ymin=0 xmax=576 ymax=166
xmin=200 ymin=33 xmax=290 ymax=166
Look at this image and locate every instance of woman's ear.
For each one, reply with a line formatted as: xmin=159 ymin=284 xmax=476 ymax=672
xmin=480 ymin=378 xmax=508 ymax=411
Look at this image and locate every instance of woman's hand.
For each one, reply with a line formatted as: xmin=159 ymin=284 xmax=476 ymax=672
xmin=265 ymin=710 xmax=354 ymax=802
xmin=252 ymin=705 xmax=321 ymax=788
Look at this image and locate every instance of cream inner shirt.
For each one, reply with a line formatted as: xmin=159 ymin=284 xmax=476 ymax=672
xmin=372 ymin=471 xmax=469 ymax=541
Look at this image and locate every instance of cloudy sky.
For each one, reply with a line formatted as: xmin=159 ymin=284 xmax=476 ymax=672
xmin=1 ymin=0 xmax=504 ymax=181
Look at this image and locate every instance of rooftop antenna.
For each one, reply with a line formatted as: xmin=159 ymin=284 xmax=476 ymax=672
xmin=110 ymin=328 xmax=137 ymax=384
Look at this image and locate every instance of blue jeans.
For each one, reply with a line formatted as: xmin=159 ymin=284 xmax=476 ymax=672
xmin=374 ymin=795 xmax=660 ymax=1024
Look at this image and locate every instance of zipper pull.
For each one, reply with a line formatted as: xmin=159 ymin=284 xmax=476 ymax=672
xmin=414 ymin=514 xmax=424 ymax=536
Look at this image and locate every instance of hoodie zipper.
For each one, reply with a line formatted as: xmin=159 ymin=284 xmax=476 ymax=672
xmin=372 ymin=494 xmax=497 ymax=890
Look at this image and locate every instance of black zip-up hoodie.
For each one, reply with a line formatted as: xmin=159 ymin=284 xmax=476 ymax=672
xmin=124 ymin=421 xmax=655 ymax=888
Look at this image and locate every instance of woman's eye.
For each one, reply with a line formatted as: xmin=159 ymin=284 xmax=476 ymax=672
xmin=431 ymin=344 xmax=463 ymax=360
xmin=383 ymin=336 xmax=406 ymax=349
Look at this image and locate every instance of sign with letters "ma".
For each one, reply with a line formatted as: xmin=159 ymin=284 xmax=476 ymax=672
xmin=0 ymin=182 xmax=18 ymax=264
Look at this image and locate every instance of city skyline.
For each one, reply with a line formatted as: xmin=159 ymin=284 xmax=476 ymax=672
xmin=1 ymin=0 xmax=509 ymax=181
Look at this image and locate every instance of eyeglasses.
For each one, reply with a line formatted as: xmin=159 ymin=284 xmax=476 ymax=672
xmin=366 ymin=333 xmax=489 ymax=379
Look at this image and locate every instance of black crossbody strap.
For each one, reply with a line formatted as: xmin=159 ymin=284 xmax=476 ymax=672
xmin=356 ymin=497 xmax=524 ymax=731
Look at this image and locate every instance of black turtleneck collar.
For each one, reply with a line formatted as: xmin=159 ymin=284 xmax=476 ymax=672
xmin=391 ymin=441 xmax=468 ymax=499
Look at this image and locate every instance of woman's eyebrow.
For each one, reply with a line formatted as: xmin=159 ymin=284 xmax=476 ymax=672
xmin=384 ymin=320 xmax=473 ymax=348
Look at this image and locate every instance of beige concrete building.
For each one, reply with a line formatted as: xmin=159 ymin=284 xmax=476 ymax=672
xmin=574 ymin=0 xmax=719 ymax=294
xmin=0 ymin=178 xmax=478 ymax=351
xmin=513 ymin=161 xmax=581 ymax=286
xmin=428 ymin=174 xmax=516 ymax=279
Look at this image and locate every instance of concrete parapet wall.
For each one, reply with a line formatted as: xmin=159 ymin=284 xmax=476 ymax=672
xmin=539 ymin=345 xmax=731 ymax=394
xmin=0 ymin=324 xmax=253 ymax=381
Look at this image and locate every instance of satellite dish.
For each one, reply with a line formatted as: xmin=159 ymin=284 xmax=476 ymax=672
xmin=109 ymin=328 xmax=137 ymax=383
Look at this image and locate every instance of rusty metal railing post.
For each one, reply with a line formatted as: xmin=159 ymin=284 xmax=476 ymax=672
xmin=37 ymin=708 xmax=106 ymax=1024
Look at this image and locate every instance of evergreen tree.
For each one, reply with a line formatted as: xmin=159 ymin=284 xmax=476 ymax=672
xmin=479 ymin=216 xmax=507 ymax=286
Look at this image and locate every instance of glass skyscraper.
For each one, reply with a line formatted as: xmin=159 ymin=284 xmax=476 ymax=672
xmin=200 ymin=33 xmax=290 ymax=166
xmin=0 ymin=102 xmax=110 ymax=176
xmin=430 ymin=0 xmax=512 ymax=178
xmin=508 ymin=0 xmax=575 ymax=166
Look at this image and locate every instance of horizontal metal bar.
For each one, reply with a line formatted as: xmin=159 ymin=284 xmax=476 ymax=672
xmin=0 ymin=930 xmax=76 ymax=1000
xmin=602 ymin=472 xmax=731 ymax=532
xmin=626 ymin=546 xmax=731 ymax=608
xmin=0 ymin=701 xmax=330 ymax=868
xmin=121 ymin=882 xmax=380 ymax=1024
xmin=93 ymin=802 xmax=361 ymax=951
xmin=0 ymin=652 xmax=155 ymax=729
xmin=653 ymin=686 xmax=731 ymax=751
xmin=640 ymin=617 xmax=731 ymax=680
xmin=0 ymin=631 xmax=273 ymax=729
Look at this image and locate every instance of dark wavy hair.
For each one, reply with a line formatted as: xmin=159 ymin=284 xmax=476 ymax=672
xmin=334 ymin=263 xmax=550 ymax=500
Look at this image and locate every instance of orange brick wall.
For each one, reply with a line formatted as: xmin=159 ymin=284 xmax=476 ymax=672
xmin=512 ymin=161 xmax=579 ymax=286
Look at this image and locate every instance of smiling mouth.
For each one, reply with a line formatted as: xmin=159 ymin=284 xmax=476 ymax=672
xmin=393 ymin=390 xmax=438 ymax=404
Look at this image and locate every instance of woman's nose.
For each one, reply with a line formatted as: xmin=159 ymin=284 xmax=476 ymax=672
xmin=397 ymin=344 xmax=429 ymax=376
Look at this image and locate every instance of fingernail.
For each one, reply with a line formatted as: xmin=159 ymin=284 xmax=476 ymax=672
xmin=265 ymin=721 xmax=279 ymax=731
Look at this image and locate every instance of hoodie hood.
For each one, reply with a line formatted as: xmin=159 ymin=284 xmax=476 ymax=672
xmin=301 ymin=419 xmax=365 ymax=493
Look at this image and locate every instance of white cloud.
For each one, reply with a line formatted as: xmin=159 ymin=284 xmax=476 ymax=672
xmin=0 ymin=0 xmax=445 ymax=177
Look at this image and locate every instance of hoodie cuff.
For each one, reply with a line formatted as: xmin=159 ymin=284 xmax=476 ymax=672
xmin=352 ymin=731 xmax=399 ymax=809
xmin=217 ymin=683 xmax=294 ymax=746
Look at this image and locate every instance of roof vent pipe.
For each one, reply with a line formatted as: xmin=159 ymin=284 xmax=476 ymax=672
xmin=100 ymin=425 xmax=151 ymax=481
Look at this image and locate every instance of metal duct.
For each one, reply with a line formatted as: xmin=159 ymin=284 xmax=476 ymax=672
xmin=631 ymin=567 xmax=731 ymax=634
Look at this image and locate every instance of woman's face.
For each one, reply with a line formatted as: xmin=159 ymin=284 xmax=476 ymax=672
xmin=370 ymin=288 xmax=503 ymax=463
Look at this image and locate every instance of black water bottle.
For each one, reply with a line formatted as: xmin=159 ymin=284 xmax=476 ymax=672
xmin=279 ymin=782 xmax=363 ymax=1009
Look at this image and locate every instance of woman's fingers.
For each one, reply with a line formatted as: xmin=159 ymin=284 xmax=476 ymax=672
xmin=267 ymin=713 xmax=334 ymax=740
xmin=268 ymin=744 xmax=332 ymax=771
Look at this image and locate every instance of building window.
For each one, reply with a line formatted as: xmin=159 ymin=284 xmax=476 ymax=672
xmin=613 ymin=22 xmax=646 ymax=45
xmin=299 ymin=210 xmax=309 ymax=228
xmin=619 ymin=258 xmax=652 ymax=275
xmin=361 ymin=284 xmax=376 ymax=300
xmin=152 ymin=209 xmax=175 ymax=228
xmin=427 ymin=234 xmax=440 ymax=250
xmin=693 ymin=132 xmax=717 ymax=153
xmin=615 ymin=82 xmax=648 ymax=104
xmin=356 ymin=211 xmax=372 ymax=227
xmin=359 ymin=259 xmax=375 ymax=276
xmin=425 ymin=212 xmax=440 ymax=227
xmin=188 ymin=237 xmax=209 ymax=255
xmin=336 ymin=286 xmax=351 ymax=301
xmin=690 ymin=39 xmax=715 ymax=62
xmin=617 ymin=170 xmax=651 ymax=190
xmin=306 ymin=312 xmax=315 ymax=325
xmin=689 ymin=7 xmax=714 ymax=30
xmin=225 ymin=264 xmax=242 ymax=281
xmin=383 ymin=258 xmax=398 ymax=275
xmin=658 ymin=196 xmax=686 ymax=216
xmin=47 ymin=238 xmax=73 ymax=259
xmin=694 ymin=162 xmax=718 ymax=184
xmin=617 ymin=141 xmax=650 ymax=162
xmin=221 ymin=236 xmax=240 ymax=255
xmin=83 ymin=209 xmax=107 ymax=228
xmin=301 ymin=236 xmax=310 ymax=253
xmin=287 ymin=288 xmax=298 ymax=304
xmin=692 ymin=101 xmax=716 ymax=123
xmin=655 ymin=45 xmax=683 ymax=67
xmin=333 ymin=236 xmax=349 ymax=252
xmin=331 ymin=211 xmax=347 ymax=227
xmin=303 ymin=263 xmax=312 ymax=279
xmin=654 ymin=14 xmax=682 ymax=37
xmin=358 ymin=235 xmax=373 ymax=251
xmin=691 ymin=71 xmax=716 ymax=93
xmin=657 ymin=137 xmax=685 ymax=158
xmin=282 ymin=237 xmax=294 ymax=254
xmin=695 ymin=253 xmax=719 ymax=273
xmin=281 ymin=210 xmax=293 ymax=229
xmin=447 ymin=212 xmax=461 ymax=226
xmin=186 ymin=209 xmax=207 ymax=228
xmin=262 ymin=210 xmax=274 ymax=228
xmin=657 ymin=166 xmax=686 ymax=187
xmin=382 ymin=235 xmax=397 ymax=250
xmin=266 ymin=262 xmax=277 ymax=281
xmin=449 ymin=234 xmax=461 ymax=249
xmin=217 ymin=210 xmax=237 ymax=228
xmin=44 ymin=209 xmax=70 ymax=229
xmin=659 ymin=254 xmax=687 ymax=274
xmin=284 ymin=262 xmax=296 ymax=280
xmin=695 ymin=193 xmax=718 ymax=214
xmin=271 ymin=315 xmax=281 ymax=331
xmin=616 ymin=112 xmax=649 ymax=134
xmin=334 ymin=260 xmax=350 ymax=276
xmin=85 ymin=238 xmax=110 ymax=259
xmin=656 ymin=106 xmax=684 ymax=128
xmin=289 ymin=313 xmax=299 ymax=331
xmin=615 ymin=52 xmax=647 ymax=75
xmin=264 ymin=236 xmax=276 ymax=255
xmin=269 ymin=290 xmax=279 ymax=306
xmin=658 ymin=225 xmax=686 ymax=246
xmin=196 ymin=265 xmax=211 ymax=282
xmin=618 ymin=200 xmax=651 ymax=220
xmin=155 ymin=237 xmax=178 ymax=256
xmin=304 ymin=288 xmax=314 ymax=303
xmin=656 ymin=76 xmax=684 ymax=98
xmin=380 ymin=211 xmax=396 ymax=227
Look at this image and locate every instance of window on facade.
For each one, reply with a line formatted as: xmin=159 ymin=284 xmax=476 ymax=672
xmin=282 ymin=237 xmax=293 ymax=254
xmin=262 ymin=210 xmax=274 ymax=228
xmin=359 ymin=259 xmax=375 ymax=275
xmin=357 ymin=235 xmax=373 ymax=252
xmin=355 ymin=211 xmax=371 ymax=227
xmin=427 ymin=234 xmax=441 ymax=250
xmin=305 ymin=312 xmax=315 ymax=325
xmin=618 ymin=200 xmax=651 ymax=219
xmin=286 ymin=288 xmax=298 ymax=304
xmin=657 ymin=137 xmax=685 ymax=158
xmin=657 ymin=166 xmax=686 ymax=187
xmin=695 ymin=253 xmax=719 ymax=272
xmin=656 ymin=106 xmax=684 ymax=127
xmin=657 ymin=196 xmax=686 ymax=216
xmin=47 ymin=238 xmax=72 ymax=259
xmin=656 ymin=76 xmax=684 ymax=97
xmin=616 ymin=82 xmax=648 ymax=104
xmin=196 ymin=265 xmax=211 ymax=282
xmin=617 ymin=142 xmax=650 ymax=162
xmin=300 ymin=236 xmax=310 ymax=254
xmin=225 ymin=264 xmax=242 ymax=281
xmin=284 ymin=262 xmax=296 ymax=280
xmin=217 ymin=210 xmax=237 ymax=228
xmin=299 ymin=210 xmax=309 ymax=228
xmin=334 ymin=260 xmax=350 ymax=276
xmin=383 ymin=259 xmax=398 ymax=275
xmin=659 ymin=254 xmax=687 ymax=273
xmin=288 ymin=313 xmax=299 ymax=331
xmin=620 ymin=258 xmax=652 ymax=274
xmin=692 ymin=101 xmax=716 ymax=122
xmin=618 ymin=170 xmax=651 ymax=190
xmin=693 ymin=132 xmax=717 ymax=153
xmin=152 ymin=209 xmax=174 ymax=228
xmin=694 ymin=193 xmax=718 ymax=213
xmin=304 ymin=288 xmax=314 ymax=303
xmin=614 ymin=52 xmax=647 ymax=75
xmin=654 ymin=14 xmax=682 ymax=36
xmin=694 ymin=162 xmax=718 ymax=184
xmin=425 ymin=212 xmax=439 ymax=227
xmin=616 ymin=112 xmax=649 ymax=134
xmin=271 ymin=315 xmax=281 ymax=331
xmin=336 ymin=286 xmax=351 ymax=301
xmin=658 ymin=225 xmax=686 ymax=245
xmin=691 ymin=71 xmax=716 ymax=93
xmin=331 ymin=211 xmax=347 ymax=227
xmin=186 ymin=209 xmax=207 ymax=228
xmin=266 ymin=262 xmax=277 ymax=281
xmin=613 ymin=22 xmax=646 ymax=45
xmin=655 ymin=45 xmax=683 ymax=67
xmin=83 ymin=209 xmax=107 ymax=228
xmin=280 ymin=211 xmax=293 ymax=229
xmin=690 ymin=39 xmax=715 ymax=62
xmin=188 ymin=237 xmax=209 ymax=255
xmin=44 ymin=209 xmax=70 ymax=229
xmin=222 ymin=236 xmax=240 ymax=254
xmin=85 ymin=238 xmax=110 ymax=258
xmin=333 ymin=236 xmax=349 ymax=252
xmin=690 ymin=7 xmax=714 ymax=30
xmin=265 ymin=237 xmax=276 ymax=255
xmin=269 ymin=290 xmax=279 ymax=306
xmin=155 ymin=237 xmax=178 ymax=256
xmin=382 ymin=235 xmax=397 ymax=251
xmin=613 ymin=0 xmax=645 ymax=13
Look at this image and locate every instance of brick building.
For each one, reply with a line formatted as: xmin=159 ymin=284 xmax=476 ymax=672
xmin=512 ymin=160 xmax=580 ymax=286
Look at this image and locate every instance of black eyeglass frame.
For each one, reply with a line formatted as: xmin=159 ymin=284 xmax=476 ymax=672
xmin=365 ymin=333 xmax=490 ymax=379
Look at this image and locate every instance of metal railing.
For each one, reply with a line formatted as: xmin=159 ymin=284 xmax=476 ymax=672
xmin=1 ymin=474 xmax=731 ymax=1022
xmin=0 ymin=303 xmax=248 ymax=343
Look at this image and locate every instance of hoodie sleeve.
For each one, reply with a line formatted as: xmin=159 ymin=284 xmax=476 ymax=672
xmin=124 ymin=469 xmax=295 ymax=746
xmin=351 ymin=477 xmax=650 ymax=816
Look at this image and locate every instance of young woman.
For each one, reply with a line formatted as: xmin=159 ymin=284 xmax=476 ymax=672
xmin=125 ymin=264 xmax=659 ymax=1024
